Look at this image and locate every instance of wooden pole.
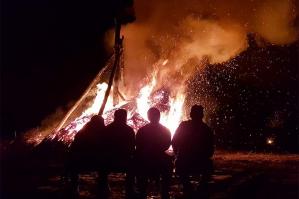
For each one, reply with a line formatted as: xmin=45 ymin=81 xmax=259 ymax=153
xmin=98 ymin=18 xmax=122 ymax=115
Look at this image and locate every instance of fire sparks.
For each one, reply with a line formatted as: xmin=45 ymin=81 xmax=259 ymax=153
xmin=162 ymin=59 xmax=169 ymax=66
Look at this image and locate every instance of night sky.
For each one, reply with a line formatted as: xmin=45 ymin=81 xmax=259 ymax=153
xmin=1 ymin=0 xmax=298 ymax=152
xmin=1 ymin=0 xmax=126 ymax=137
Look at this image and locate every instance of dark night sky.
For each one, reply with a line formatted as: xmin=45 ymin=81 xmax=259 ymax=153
xmin=1 ymin=0 xmax=125 ymax=137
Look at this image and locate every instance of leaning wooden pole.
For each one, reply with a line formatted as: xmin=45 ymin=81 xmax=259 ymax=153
xmin=98 ymin=18 xmax=122 ymax=115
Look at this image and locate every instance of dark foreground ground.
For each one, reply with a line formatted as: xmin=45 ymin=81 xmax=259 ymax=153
xmin=1 ymin=141 xmax=298 ymax=199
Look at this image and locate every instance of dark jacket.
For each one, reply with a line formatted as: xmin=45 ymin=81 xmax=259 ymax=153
xmin=105 ymin=121 xmax=135 ymax=169
xmin=172 ymin=120 xmax=214 ymax=172
xmin=136 ymin=123 xmax=171 ymax=173
xmin=70 ymin=118 xmax=106 ymax=169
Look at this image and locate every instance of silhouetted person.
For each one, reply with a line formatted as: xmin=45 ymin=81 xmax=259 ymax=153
xmin=136 ymin=107 xmax=172 ymax=199
xmin=68 ymin=115 xmax=106 ymax=192
xmin=172 ymin=105 xmax=214 ymax=198
xmin=105 ymin=109 xmax=135 ymax=198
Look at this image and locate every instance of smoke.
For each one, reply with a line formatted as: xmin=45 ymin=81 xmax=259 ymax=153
xmin=24 ymin=104 xmax=73 ymax=145
xmin=119 ymin=0 xmax=298 ymax=94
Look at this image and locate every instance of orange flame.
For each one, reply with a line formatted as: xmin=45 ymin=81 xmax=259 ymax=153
xmin=29 ymin=59 xmax=186 ymax=145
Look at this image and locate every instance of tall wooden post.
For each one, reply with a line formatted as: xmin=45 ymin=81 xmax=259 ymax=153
xmin=98 ymin=18 xmax=122 ymax=115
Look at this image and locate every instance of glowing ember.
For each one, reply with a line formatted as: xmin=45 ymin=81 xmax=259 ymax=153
xmin=267 ymin=137 xmax=274 ymax=145
xmin=162 ymin=59 xmax=169 ymax=66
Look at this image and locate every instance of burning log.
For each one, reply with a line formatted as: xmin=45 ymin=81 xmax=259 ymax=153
xmin=99 ymin=18 xmax=124 ymax=115
xmin=150 ymin=88 xmax=171 ymax=112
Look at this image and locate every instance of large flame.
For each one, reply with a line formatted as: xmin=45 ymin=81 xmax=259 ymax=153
xmin=39 ymin=59 xmax=185 ymax=145
xmin=136 ymin=66 xmax=185 ymax=135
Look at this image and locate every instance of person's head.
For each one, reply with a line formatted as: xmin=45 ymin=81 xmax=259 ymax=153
xmin=114 ymin=109 xmax=127 ymax=124
xmin=88 ymin=115 xmax=105 ymax=128
xmin=147 ymin=107 xmax=160 ymax=124
xmin=190 ymin=105 xmax=204 ymax=121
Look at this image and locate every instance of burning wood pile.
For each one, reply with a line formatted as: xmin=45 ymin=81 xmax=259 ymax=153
xmin=47 ymin=74 xmax=184 ymax=145
xmin=36 ymin=50 xmax=185 ymax=145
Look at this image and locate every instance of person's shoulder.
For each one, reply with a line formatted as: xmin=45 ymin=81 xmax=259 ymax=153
xmin=137 ymin=123 xmax=149 ymax=133
xmin=106 ymin=122 xmax=117 ymax=129
xmin=105 ymin=122 xmax=116 ymax=134
xmin=125 ymin=124 xmax=133 ymax=129
xmin=201 ymin=122 xmax=213 ymax=133
xmin=179 ymin=120 xmax=192 ymax=128
xmin=182 ymin=120 xmax=191 ymax=124
xmin=143 ymin=123 xmax=152 ymax=129
xmin=125 ymin=124 xmax=134 ymax=133
xmin=159 ymin=124 xmax=171 ymax=133
xmin=202 ymin=122 xmax=211 ymax=129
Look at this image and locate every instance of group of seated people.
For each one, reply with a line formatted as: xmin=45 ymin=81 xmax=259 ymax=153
xmin=67 ymin=105 xmax=214 ymax=199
